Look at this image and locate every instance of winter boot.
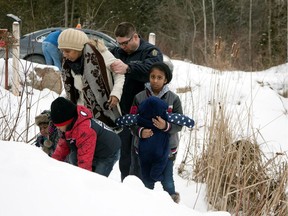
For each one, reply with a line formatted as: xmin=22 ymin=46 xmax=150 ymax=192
xmin=171 ymin=192 xmax=180 ymax=204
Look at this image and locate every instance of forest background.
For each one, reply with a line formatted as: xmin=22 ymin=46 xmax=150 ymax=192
xmin=0 ymin=0 xmax=287 ymax=71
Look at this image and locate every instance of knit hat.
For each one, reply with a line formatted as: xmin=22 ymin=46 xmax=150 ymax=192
xmin=35 ymin=110 xmax=50 ymax=126
xmin=50 ymin=97 xmax=77 ymax=127
xmin=149 ymin=62 xmax=173 ymax=84
xmin=58 ymin=28 xmax=89 ymax=51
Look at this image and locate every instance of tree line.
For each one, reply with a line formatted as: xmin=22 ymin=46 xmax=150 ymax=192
xmin=0 ymin=0 xmax=287 ymax=71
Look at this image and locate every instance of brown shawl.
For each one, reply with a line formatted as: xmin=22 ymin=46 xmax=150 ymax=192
xmin=61 ymin=43 xmax=121 ymax=128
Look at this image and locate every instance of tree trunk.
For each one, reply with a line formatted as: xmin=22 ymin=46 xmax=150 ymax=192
xmin=65 ymin=0 xmax=69 ymax=27
xmin=268 ymin=0 xmax=272 ymax=65
xmin=70 ymin=0 xmax=75 ymax=27
xmin=211 ymin=0 xmax=216 ymax=46
xmin=249 ymin=0 xmax=253 ymax=70
xmin=29 ymin=0 xmax=35 ymax=29
xmin=202 ymin=0 xmax=207 ymax=63
xmin=185 ymin=0 xmax=197 ymax=62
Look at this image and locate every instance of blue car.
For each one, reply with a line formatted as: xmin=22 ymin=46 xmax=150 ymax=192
xmin=19 ymin=27 xmax=118 ymax=64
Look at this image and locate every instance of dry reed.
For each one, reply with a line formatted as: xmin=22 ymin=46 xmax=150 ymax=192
xmin=192 ymin=104 xmax=288 ymax=215
xmin=176 ymin=43 xmax=288 ymax=215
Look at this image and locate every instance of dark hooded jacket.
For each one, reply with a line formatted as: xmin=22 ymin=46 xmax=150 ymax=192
xmin=52 ymin=105 xmax=121 ymax=171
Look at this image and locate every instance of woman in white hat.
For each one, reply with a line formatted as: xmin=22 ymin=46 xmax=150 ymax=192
xmin=57 ymin=28 xmax=124 ymax=129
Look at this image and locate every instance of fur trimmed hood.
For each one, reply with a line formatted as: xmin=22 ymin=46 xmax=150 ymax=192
xmin=35 ymin=111 xmax=50 ymax=126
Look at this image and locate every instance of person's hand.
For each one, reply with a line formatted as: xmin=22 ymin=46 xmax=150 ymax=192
xmin=110 ymin=59 xmax=128 ymax=74
xmin=152 ymin=116 xmax=166 ymax=130
xmin=107 ymin=96 xmax=119 ymax=109
xmin=141 ymin=129 xmax=153 ymax=138
xmin=169 ymin=153 xmax=177 ymax=162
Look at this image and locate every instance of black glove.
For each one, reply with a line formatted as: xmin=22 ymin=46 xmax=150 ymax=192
xmin=169 ymin=153 xmax=177 ymax=162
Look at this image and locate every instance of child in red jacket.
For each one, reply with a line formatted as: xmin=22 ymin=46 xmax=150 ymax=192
xmin=50 ymin=97 xmax=121 ymax=177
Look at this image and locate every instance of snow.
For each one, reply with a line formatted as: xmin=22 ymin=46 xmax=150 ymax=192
xmin=0 ymin=57 xmax=287 ymax=216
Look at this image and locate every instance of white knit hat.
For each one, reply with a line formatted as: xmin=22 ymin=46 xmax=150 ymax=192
xmin=58 ymin=28 xmax=89 ymax=51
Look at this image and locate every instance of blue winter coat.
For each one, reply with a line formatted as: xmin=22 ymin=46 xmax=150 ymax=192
xmin=135 ymin=96 xmax=170 ymax=182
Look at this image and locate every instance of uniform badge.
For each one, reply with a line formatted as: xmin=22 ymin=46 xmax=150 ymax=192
xmin=151 ymin=49 xmax=158 ymax=56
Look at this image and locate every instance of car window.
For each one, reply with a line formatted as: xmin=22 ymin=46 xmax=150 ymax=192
xmin=36 ymin=32 xmax=51 ymax=43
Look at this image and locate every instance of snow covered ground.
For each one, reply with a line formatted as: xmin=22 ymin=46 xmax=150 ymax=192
xmin=0 ymin=58 xmax=287 ymax=216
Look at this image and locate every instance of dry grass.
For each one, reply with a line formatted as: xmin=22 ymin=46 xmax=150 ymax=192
xmin=212 ymin=37 xmax=240 ymax=71
xmin=176 ymin=86 xmax=192 ymax=94
xmin=191 ymin=104 xmax=288 ymax=215
xmin=176 ymin=44 xmax=288 ymax=215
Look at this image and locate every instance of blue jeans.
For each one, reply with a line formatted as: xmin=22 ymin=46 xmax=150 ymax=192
xmin=42 ymin=42 xmax=62 ymax=70
xmin=93 ymin=149 xmax=120 ymax=177
xmin=142 ymin=158 xmax=176 ymax=195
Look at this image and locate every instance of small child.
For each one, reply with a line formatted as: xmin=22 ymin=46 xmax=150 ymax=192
xmin=129 ymin=62 xmax=187 ymax=203
xmin=35 ymin=110 xmax=60 ymax=156
xmin=50 ymin=97 xmax=121 ymax=177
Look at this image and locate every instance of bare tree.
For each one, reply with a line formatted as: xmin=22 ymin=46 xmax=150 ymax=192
xmin=187 ymin=0 xmax=197 ymax=62
xmin=202 ymin=0 xmax=207 ymax=62
xmin=70 ymin=0 xmax=75 ymax=27
xmin=1 ymin=0 xmax=287 ymax=70
xmin=249 ymin=0 xmax=253 ymax=69
xmin=211 ymin=0 xmax=216 ymax=46
xmin=85 ymin=0 xmax=105 ymax=28
xmin=268 ymin=0 xmax=272 ymax=65
xmin=29 ymin=0 xmax=35 ymax=30
xmin=65 ymin=0 xmax=69 ymax=27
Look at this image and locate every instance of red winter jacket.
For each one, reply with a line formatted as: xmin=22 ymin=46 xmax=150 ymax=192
xmin=52 ymin=105 xmax=120 ymax=171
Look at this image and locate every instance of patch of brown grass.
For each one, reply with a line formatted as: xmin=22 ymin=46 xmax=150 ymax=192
xmin=176 ymin=86 xmax=192 ymax=94
xmin=192 ymin=105 xmax=288 ymax=215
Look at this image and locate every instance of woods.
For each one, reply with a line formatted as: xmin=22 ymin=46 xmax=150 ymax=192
xmin=0 ymin=0 xmax=287 ymax=71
